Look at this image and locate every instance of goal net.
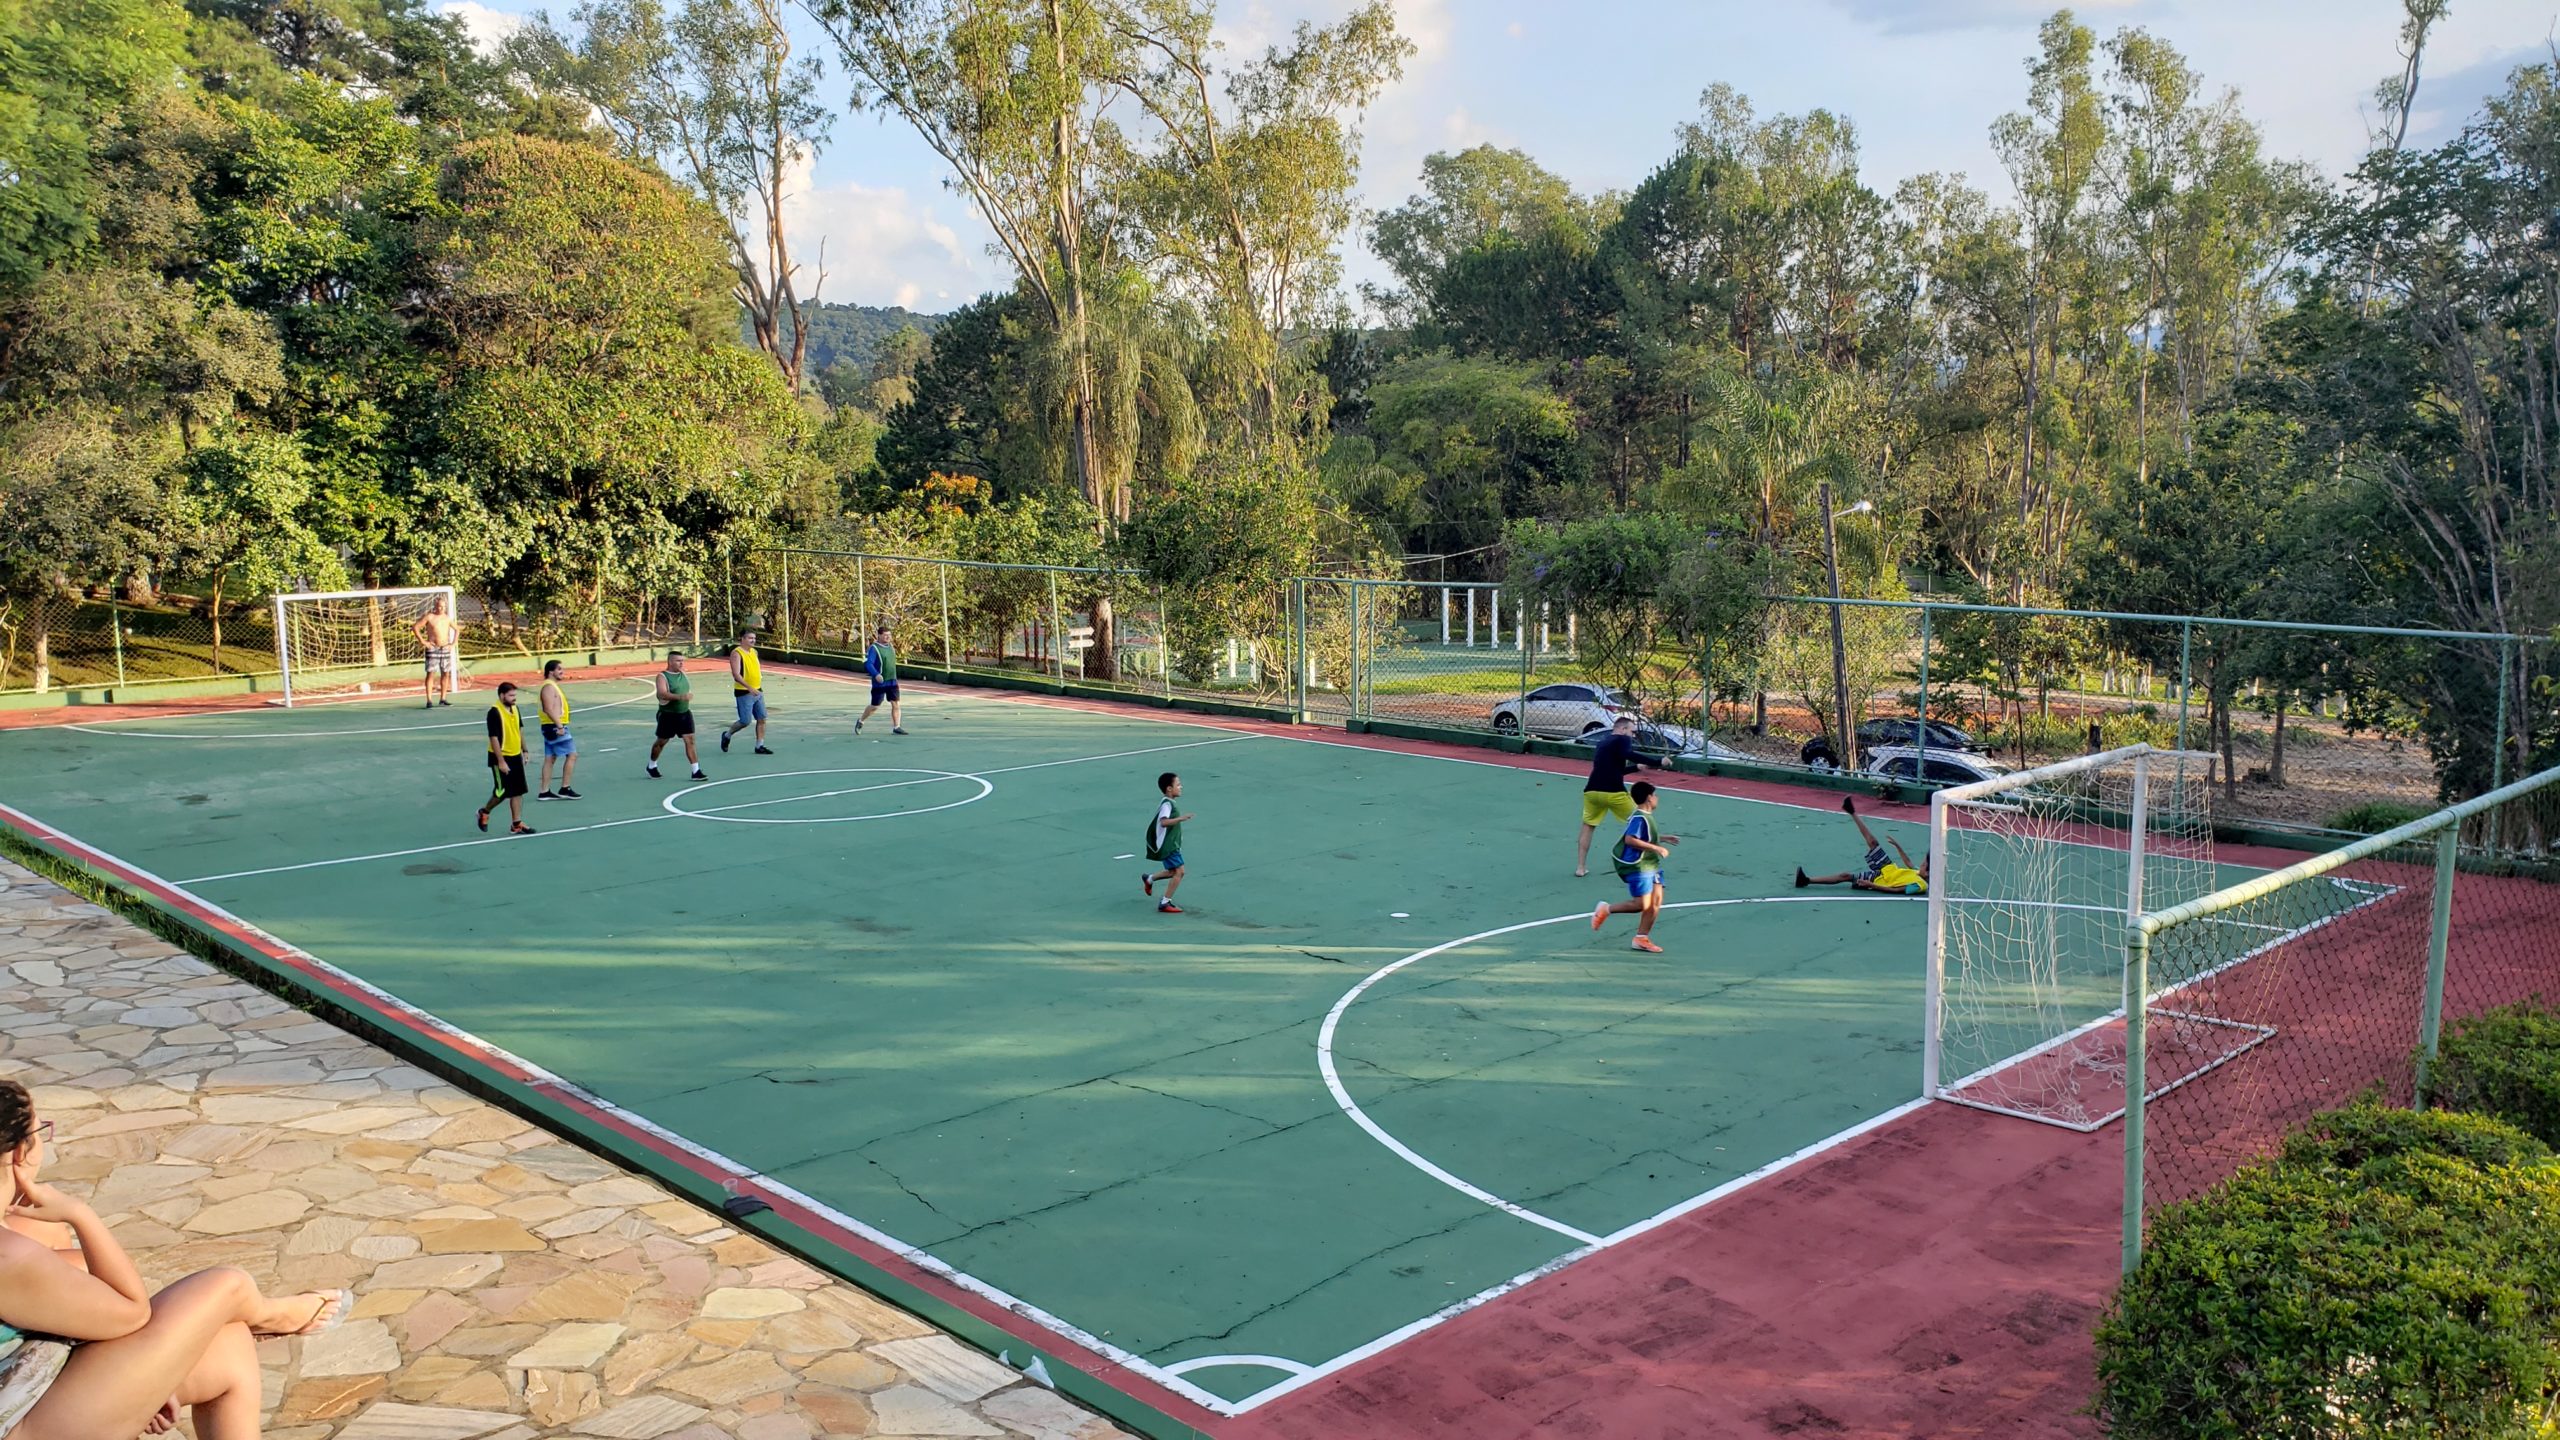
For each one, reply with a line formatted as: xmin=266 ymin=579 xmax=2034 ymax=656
xmin=1924 ymin=744 xmax=2241 ymax=1129
xmin=272 ymin=586 xmax=459 ymax=706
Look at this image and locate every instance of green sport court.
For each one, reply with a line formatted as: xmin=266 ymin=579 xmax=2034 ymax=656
xmin=0 ymin=668 xmax=2313 ymax=1435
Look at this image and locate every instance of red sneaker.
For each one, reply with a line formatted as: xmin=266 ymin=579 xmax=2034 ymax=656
xmin=1590 ymin=901 xmax=1610 ymax=931
xmin=475 ymin=808 xmax=489 ymax=833
xmin=1143 ymin=873 xmax=1154 ymax=897
xmin=1157 ymin=902 xmax=1183 ymax=914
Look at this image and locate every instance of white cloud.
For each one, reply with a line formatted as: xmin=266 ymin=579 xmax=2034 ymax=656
xmin=1505 ymin=21 xmax=1524 ymax=40
xmin=436 ymin=0 xmax=523 ymax=55
xmin=779 ymin=148 xmax=986 ymax=313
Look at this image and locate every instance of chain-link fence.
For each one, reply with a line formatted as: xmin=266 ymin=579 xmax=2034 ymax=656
xmin=2125 ymin=764 xmax=2560 ymax=1267
xmin=748 ymin=549 xmax=1294 ymax=709
xmin=1 ymin=583 xmax=708 ymax=696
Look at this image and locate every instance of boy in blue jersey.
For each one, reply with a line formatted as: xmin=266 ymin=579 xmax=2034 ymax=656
xmin=1591 ymin=781 xmax=1678 ymax=952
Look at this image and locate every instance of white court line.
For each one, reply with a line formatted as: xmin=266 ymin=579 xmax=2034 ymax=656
xmin=1162 ymin=1354 xmax=1316 ymax=1380
xmin=62 ymin=685 xmax=656 ymax=740
xmin=172 ymin=734 xmax=1252 ymax=884
xmin=662 ymin=768 xmax=995 ymax=825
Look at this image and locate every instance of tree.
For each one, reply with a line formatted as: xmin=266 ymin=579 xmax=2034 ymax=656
xmin=1368 ymin=144 xmax=1593 ymax=323
xmin=1362 ymin=354 xmax=1586 ymax=557
xmin=1503 ymin=511 xmax=1768 ymax=727
xmin=512 ymin=0 xmax=833 ymax=389
xmin=0 ymin=0 xmax=186 ymax=292
xmin=1110 ymin=451 xmax=1316 ymax=692
xmin=173 ymin=428 xmax=344 ymax=668
xmin=419 ymin=134 xmax=801 ymax=638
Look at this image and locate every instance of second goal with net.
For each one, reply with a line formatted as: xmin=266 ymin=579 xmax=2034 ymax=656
xmin=271 ymin=586 xmax=459 ymax=706
xmin=1922 ymin=743 xmax=2252 ymax=1129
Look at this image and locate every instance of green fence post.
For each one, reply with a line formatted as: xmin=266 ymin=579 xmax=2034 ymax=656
xmin=110 ymin=603 xmax=127 ymax=689
xmin=855 ymin=556 xmax=868 ymax=647
xmin=1517 ymin=592 xmax=1533 ymax=740
xmin=779 ymin=553 xmax=792 ymax=652
xmin=2417 ymin=825 xmax=2458 ymax=1109
xmin=2492 ymin=637 xmax=2514 ymax=793
xmin=1916 ymin=604 xmax=1932 ymax=778
xmin=2123 ymin=926 xmax=2151 ymax=1274
xmin=1157 ymin=588 xmax=1170 ymax=700
xmin=1048 ymin=571 xmax=1064 ymax=682
xmin=1292 ymin=580 xmax=1308 ymax=720
xmin=937 ymin=564 xmax=953 ymax=667
xmin=1350 ymin=583 xmax=1365 ymax=722
xmin=2175 ymin=619 xmax=2193 ymax=752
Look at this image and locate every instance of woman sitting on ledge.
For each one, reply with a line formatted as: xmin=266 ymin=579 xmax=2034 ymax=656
xmin=0 ymin=1078 xmax=347 ymax=1439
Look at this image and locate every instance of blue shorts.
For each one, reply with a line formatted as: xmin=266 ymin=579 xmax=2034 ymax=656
xmin=870 ymin=680 xmax=900 ymax=705
xmin=734 ymin=691 xmax=766 ymax=724
xmin=1157 ymin=850 xmax=1184 ymax=871
xmin=1624 ymin=870 xmax=1662 ymax=899
xmin=542 ymin=730 xmax=576 ymax=759
xmin=1860 ymin=844 xmax=1889 ymax=882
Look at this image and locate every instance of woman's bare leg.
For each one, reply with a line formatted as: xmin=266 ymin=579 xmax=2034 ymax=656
xmin=16 ymin=1267 xmax=330 ymax=1440
xmin=173 ymin=1319 xmax=262 ymax=1440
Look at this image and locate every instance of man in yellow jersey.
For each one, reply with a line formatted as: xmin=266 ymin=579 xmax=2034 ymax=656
xmin=536 ymin=659 xmax=582 ymax=801
xmin=647 ymin=650 xmax=708 ymax=781
xmin=1795 ymin=796 xmax=1928 ymax=895
xmin=476 ymin=681 xmax=535 ymax=834
xmin=412 ymin=594 xmax=461 ymax=708
xmin=718 ymin=631 xmax=773 ymax=755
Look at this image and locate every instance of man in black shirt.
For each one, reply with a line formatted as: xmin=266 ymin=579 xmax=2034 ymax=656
xmin=1576 ymin=714 xmax=1648 ymax=876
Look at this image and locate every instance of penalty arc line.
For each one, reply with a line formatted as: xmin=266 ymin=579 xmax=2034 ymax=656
xmin=170 ymin=733 xmax=1256 ymax=885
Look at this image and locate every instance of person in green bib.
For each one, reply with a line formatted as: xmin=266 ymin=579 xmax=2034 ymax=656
xmin=1590 ymin=780 xmax=1679 ymax=953
xmin=647 ymin=650 xmax=709 ymax=781
xmin=1141 ymin=771 xmax=1194 ymax=913
xmin=856 ymin=624 xmax=907 ymax=735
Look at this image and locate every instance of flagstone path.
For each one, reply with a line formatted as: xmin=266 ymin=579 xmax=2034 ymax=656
xmin=0 ymin=858 xmax=1130 ymax=1440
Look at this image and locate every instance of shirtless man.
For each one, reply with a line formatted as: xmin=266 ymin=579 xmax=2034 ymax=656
xmin=412 ymin=595 xmax=460 ymax=708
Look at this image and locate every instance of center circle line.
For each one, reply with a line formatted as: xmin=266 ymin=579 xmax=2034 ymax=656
xmin=661 ymin=766 xmax=993 ymax=825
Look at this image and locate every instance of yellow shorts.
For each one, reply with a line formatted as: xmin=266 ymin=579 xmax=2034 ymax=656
xmin=1581 ymin=789 xmax=1637 ymax=828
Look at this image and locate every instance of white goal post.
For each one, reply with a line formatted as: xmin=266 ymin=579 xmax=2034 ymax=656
xmin=272 ymin=586 xmax=459 ymax=707
xmin=1922 ymin=743 xmax=2240 ymax=1130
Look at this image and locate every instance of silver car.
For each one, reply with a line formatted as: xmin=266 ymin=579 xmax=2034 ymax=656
xmin=1489 ymin=682 xmax=1639 ymax=738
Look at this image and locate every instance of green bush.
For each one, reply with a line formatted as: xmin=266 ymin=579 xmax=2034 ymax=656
xmin=2096 ymin=1102 xmax=2560 ymax=1439
xmin=2327 ymin=800 xmax=2432 ymax=834
xmin=2433 ymin=1003 xmax=2560 ymax=1148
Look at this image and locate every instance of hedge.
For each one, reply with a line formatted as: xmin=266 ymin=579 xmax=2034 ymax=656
xmin=2096 ymin=1102 xmax=2560 ymax=1439
xmin=2431 ymin=1002 xmax=2560 ymax=1149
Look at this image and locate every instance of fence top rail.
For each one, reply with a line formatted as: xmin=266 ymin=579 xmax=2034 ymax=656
xmin=758 ymin=549 xmax=1140 ymax=579
xmin=1768 ymin=592 xmax=2550 ymax=646
xmin=2135 ymin=762 xmax=2560 ymax=936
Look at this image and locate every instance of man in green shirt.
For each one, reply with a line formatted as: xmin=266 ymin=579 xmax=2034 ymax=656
xmin=647 ymin=650 xmax=709 ymax=781
xmin=856 ymin=624 xmax=908 ymax=735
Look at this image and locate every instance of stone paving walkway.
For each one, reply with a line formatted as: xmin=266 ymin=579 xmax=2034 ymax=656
xmin=0 ymin=858 xmax=1131 ymax=1440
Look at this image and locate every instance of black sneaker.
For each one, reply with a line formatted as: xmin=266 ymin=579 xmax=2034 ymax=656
xmin=438 ymin=699 xmax=452 ymax=707
xmin=509 ymin=823 xmax=536 ymax=835
xmin=1794 ymin=867 xmax=1810 ymax=889
xmin=891 ymin=727 xmax=908 ymax=735
xmin=690 ymin=769 xmax=710 ymax=781
xmin=1842 ymin=796 xmax=1858 ymax=815
xmin=854 ymin=720 xmax=864 ymax=734
xmin=557 ymin=787 xmax=582 ymax=800
xmin=719 ymin=731 xmax=732 ymax=753
xmin=753 ymin=745 xmax=773 ymax=755
xmin=537 ymin=791 xmax=557 ymax=801
xmin=647 ymin=763 xmax=662 ymax=779
xmin=475 ymin=808 xmax=489 ymax=832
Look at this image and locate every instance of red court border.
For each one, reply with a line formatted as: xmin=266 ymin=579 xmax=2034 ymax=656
xmin=2 ymin=673 xmax=2326 ymax=1438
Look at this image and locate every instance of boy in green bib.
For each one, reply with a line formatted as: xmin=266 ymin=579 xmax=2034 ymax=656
xmin=1141 ymin=772 xmax=1193 ymax=914
xmin=1591 ymin=781 xmax=1679 ymax=952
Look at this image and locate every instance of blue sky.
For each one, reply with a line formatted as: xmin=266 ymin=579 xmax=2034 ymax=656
xmin=443 ymin=0 xmax=2560 ymax=312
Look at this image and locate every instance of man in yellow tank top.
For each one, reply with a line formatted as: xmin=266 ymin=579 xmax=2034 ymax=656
xmin=476 ymin=681 xmax=534 ymax=835
xmin=719 ymin=631 xmax=773 ymax=755
xmin=536 ymin=659 xmax=582 ymax=801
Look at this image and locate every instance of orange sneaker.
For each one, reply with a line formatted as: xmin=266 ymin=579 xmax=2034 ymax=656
xmin=1591 ymin=901 xmax=1610 ymax=931
xmin=1631 ymin=936 xmax=1664 ymax=954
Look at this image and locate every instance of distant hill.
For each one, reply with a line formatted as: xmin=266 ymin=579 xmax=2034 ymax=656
xmin=758 ymin=301 xmax=945 ymax=376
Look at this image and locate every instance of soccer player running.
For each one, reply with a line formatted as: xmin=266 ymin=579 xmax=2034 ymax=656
xmin=1591 ymin=780 xmax=1678 ymax=952
xmin=1796 ymin=796 xmax=1929 ymax=895
xmin=536 ymin=659 xmax=582 ymax=801
xmin=1141 ymin=772 xmax=1192 ymax=914
xmin=855 ymin=624 xmax=906 ymax=735
xmin=647 ymin=650 xmax=709 ymax=781
xmin=1575 ymin=713 xmax=1651 ymax=876
xmin=719 ymin=630 xmax=773 ymax=755
xmin=412 ymin=595 xmax=460 ymax=708
xmin=476 ymin=681 xmax=535 ymax=834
